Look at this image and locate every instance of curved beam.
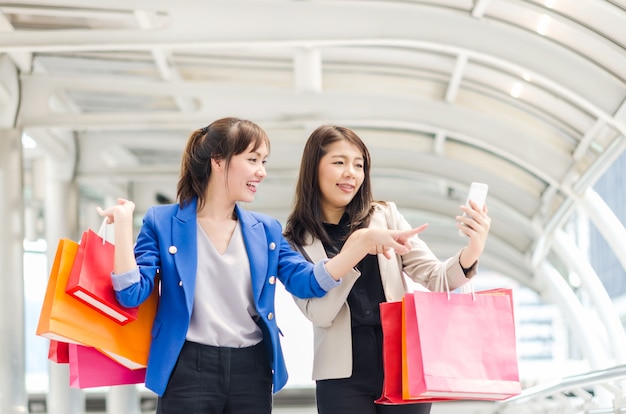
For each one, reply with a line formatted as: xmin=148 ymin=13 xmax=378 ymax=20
xmin=2 ymin=1 xmax=623 ymax=131
xmin=539 ymin=262 xmax=611 ymax=370
xmin=18 ymin=78 xmax=570 ymax=185
xmin=581 ymin=188 xmax=626 ymax=275
xmin=553 ymin=229 xmax=626 ymax=363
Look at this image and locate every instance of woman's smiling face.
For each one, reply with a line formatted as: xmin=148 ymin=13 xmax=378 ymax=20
xmin=225 ymin=141 xmax=269 ymax=203
xmin=317 ymin=139 xmax=365 ymax=223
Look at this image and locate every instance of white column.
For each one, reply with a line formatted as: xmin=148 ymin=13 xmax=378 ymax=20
xmin=0 ymin=128 xmax=28 ymax=414
xmin=294 ymin=48 xmax=322 ymax=93
xmin=43 ymin=154 xmax=85 ymax=414
xmin=107 ymin=385 xmax=141 ymax=414
xmin=0 ymin=52 xmax=28 ymax=414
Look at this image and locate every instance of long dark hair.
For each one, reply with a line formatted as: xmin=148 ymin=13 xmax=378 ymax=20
xmin=177 ymin=117 xmax=269 ymax=210
xmin=285 ymin=125 xmax=374 ymax=247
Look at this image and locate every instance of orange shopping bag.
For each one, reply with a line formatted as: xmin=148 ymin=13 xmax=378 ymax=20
xmin=36 ymin=238 xmax=158 ymax=369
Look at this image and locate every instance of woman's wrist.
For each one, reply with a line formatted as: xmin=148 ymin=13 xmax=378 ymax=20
xmin=458 ymin=248 xmax=478 ymax=270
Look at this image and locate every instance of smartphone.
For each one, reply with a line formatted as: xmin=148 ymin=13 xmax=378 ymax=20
xmin=458 ymin=182 xmax=488 ymax=236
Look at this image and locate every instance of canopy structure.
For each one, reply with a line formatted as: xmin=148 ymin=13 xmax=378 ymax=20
xmin=1 ymin=0 xmax=626 ymax=407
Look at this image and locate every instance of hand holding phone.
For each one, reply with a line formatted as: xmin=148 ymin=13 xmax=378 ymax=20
xmin=458 ymin=182 xmax=488 ymax=236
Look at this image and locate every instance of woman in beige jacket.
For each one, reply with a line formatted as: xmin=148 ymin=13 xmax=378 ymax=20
xmin=284 ymin=125 xmax=491 ymax=414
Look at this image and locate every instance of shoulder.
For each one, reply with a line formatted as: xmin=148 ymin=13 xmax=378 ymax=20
xmin=251 ymin=211 xmax=280 ymax=225
xmin=372 ymin=200 xmax=396 ymax=215
xmin=370 ymin=201 xmax=403 ymax=229
xmin=140 ymin=203 xmax=183 ymax=227
xmin=147 ymin=203 xmax=179 ymax=218
xmin=238 ymin=207 xmax=282 ymax=231
xmin=150 ymin=203 xmax=179 ymax=213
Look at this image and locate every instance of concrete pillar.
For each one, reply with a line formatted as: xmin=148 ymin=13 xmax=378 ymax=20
xmin=294 ymin=48 xmax=322 ymax=93
xmin=0 ymin=129 xmax=28 ymax=414
xmin=107 ymin=385 xmax=141 ymax=414
xmin=43 ymin=155 xmax=85 ymax=414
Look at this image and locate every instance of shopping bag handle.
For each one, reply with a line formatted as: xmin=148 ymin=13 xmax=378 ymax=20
xmin=435 ymin=262 xmax=476 ymax=301
xmin=97 ymin=218 xmax=110 ymax=245
xmin=459 ymin=280 xmax=476 ymax=300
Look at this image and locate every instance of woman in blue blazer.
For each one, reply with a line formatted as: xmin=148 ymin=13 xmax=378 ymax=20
xmin=98 ymin=117 xmax=422 ymax=414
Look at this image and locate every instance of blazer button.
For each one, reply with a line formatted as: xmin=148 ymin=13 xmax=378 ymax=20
xmin=268 ymin=276 xmax=276 ymax=285
xmin=178 ymin=281 xmax=183 ymax=287
xmin=267 ymin=312 xmax=274 ymax=320
xmin=168 ymin=246 xmax=178 ymax=254
xmin=269 ymin=242 xmax=276 ymax=250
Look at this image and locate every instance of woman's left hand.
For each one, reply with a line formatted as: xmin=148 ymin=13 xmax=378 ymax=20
xmin=456 ymin=200 xmax=491 ymax=267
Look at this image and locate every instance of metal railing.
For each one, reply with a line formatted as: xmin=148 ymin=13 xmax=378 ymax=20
xmin=494 ymin=365 xmax=626 ymax=413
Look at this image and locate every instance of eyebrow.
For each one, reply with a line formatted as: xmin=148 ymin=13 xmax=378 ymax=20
xmin=329 ymin=154 xmax=364 ymax=161
xmin=251 ymin=149 xmax=269 ymax=158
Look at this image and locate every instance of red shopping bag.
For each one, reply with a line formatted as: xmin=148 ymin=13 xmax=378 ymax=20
xmin=48 ymin=340 xmax=69 ymax=364
xmin=402 ymin=289 xmax=521 ymax=401
xmin=376 ymin=301 xmax=436 ymax=406
xmin=65 ymin=224 xmax=138 ymax=325
xmin=69 ymin=344 xmax=146 ymax=389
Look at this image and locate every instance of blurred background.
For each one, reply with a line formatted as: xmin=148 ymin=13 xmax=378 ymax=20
xmin=1 ymin=0 xmax=626 ymax=413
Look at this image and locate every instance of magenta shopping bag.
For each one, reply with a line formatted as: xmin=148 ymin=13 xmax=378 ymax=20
xmin=68 ymin=344 xmax=146 ymax=389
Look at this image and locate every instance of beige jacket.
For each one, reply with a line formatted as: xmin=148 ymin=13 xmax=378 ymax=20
xmin=292 ymin=201 xmax=475 ymax=380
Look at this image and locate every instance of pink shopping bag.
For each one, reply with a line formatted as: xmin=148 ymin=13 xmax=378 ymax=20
xmin=402 ymin=289 xmax=521 ymax=401
xmin=68 ymin=344 xmax=146 ymax=389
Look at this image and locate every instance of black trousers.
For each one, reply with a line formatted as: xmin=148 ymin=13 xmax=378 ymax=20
xmin=316 ymin=326 xmax=431 ymax=414
xmin=156 ymin=340 xmax=272 ymax=414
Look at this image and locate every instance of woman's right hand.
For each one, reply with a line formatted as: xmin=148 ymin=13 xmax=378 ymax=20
xmin=96 ymin=198 xmax=135 ymax=225
xmin=327 ymin=224 xmax=428 ymax=281
xmin=96 ymin=198 xmax=138 ymax=275
xmin=347 ymin=224 xmax=428 ymax=259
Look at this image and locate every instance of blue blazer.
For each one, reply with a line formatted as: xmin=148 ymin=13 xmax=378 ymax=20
xmin=113 ymin=198 xmax=329 ymax=396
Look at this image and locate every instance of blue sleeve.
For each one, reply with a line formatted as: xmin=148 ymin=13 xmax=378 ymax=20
xmin=276 ymin=231 xmax=341 ymax=298
xmin=313 ymin=259 xmax=341 ymax=291
xmin=111 ymin=267 xmax=140 ymax=291
xmin=112 ymin=207 xmax=159 ymax=307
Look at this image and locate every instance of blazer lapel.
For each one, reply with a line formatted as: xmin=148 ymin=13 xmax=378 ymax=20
xmin=301 ymin=237 xmax=328 ymax=263
xmin=236 ymin=204 xmax=268 ymax=303
xmin=172 ymin=199 xmax=198 ymax=315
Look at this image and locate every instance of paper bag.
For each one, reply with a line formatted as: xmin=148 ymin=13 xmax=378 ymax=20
xmin=65 ymin=226 xmax=138 ymax=325
xmin=402 ymin=289 xmax=521 ymax=401
xmin=36 ymin=238 xmax=158 ymax=369
xmin=69 ymin=344 xmax=146 ymax=389
xmin=48 ymin=339 xmax=69 ymax=364
xmin=376 ymin=300 xmax=434 ymax=407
